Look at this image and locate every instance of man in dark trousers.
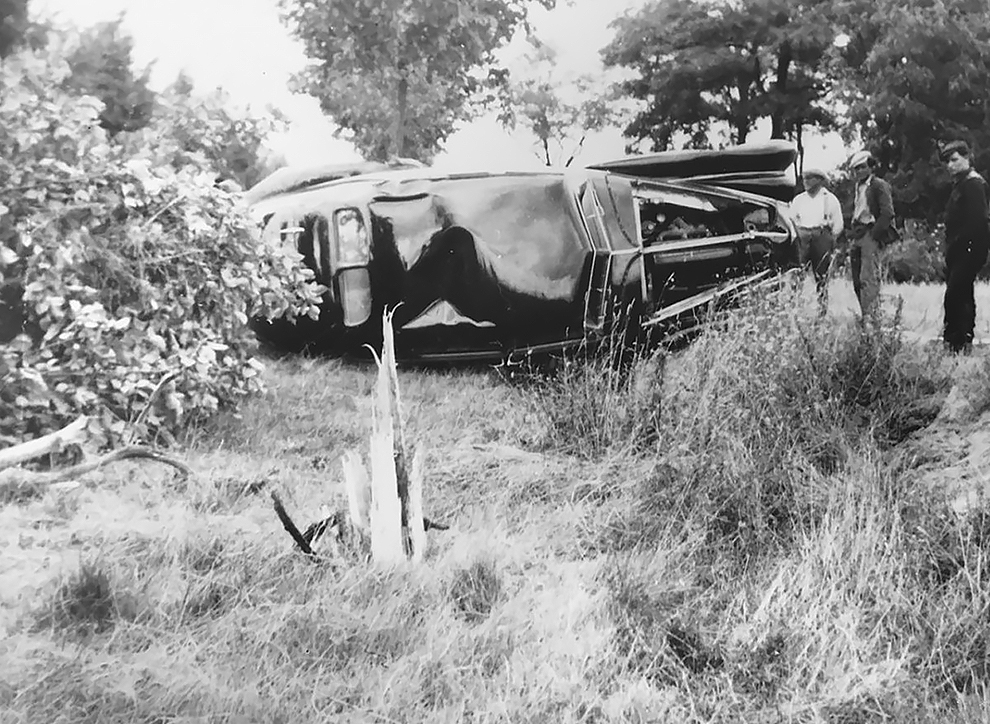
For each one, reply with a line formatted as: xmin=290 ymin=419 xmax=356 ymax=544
xmin=940 ymin=140 xmax=990 ymax=354
xmin=846 ymin=150 xmax=895 ymax=321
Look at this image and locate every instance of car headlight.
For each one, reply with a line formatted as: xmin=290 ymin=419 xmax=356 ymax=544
xmin=334 ymin=208 xmax=370 ymax=265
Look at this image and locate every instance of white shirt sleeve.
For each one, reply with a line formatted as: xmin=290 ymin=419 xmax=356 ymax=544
xmin=826 ymin=191 xmax=844 ymax=236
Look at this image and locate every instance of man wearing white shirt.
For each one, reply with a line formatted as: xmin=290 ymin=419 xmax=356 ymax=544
xmin=791 ymin=167 xmax=844 ymax=315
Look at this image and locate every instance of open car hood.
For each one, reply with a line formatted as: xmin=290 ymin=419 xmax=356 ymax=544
xmin=588 ymin=141 xmax=798 ymax=202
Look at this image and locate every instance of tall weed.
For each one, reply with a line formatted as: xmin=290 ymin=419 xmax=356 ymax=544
xmin=529 ymin=326 xmax=664 ymax=459
xmin=545 ymin=284 xmax=952 ymax=555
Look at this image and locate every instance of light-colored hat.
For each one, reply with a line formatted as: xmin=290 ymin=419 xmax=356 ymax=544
xmin=847 ymin=150 xmax=872 ymax=169
xmin=802 ymin=166 xmax=827 ymax=180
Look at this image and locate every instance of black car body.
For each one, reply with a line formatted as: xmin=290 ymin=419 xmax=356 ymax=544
xmin=245 ymin=142 xmax=798 ymax=362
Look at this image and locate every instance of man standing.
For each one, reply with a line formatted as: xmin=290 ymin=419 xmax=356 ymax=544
xmin=846 ymin=151 xmax=895 ymax=320
xmin=940 ymin=140 xmax=990 ymax=354
xmin=791 ymin=167 xmax=844 ymax=314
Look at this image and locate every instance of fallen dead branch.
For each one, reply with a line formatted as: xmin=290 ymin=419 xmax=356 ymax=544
xmin=0 ymin=445 xmax=192 ymax=502
xmin=0 ymin=415 xmax=89 ymax=472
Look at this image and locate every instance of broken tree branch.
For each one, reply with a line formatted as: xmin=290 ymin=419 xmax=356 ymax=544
xmin=270 ymin=490 xmax=316 ymax=557
xmin=126 ymin=370 xmax=181 ymax=445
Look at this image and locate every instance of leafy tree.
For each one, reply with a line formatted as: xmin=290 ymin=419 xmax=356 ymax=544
xmin=280 ymin=0 xmax=555 ymax=163
xmin=835 ymin=0 xmax=990 ymax=222
xmin=62 ymin=16 xmax=156 ymax=136
xmin=0 ymin=0 xmax=28 ymax=58
xmin=602 ymin=0 xmax=837 ymax=161
xmin=159 ymin=72 xmax=288 ymax=191
xmin=0 ymin=38 xmax=324 ymax=447
xmin=498 ymin=41 xmax=618 ymax=167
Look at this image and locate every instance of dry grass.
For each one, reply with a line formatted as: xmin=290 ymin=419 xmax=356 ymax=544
xmin=825 ymin=276 xmax=990 ymax=343
xmin=2 ymin=281 xmax=990 ymax=723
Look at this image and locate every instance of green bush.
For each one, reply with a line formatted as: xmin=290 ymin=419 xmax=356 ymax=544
xmin=882 ymin=222 xmax=946 ymax=283
xmin=0 ymin=37 xmax=324 ymax=447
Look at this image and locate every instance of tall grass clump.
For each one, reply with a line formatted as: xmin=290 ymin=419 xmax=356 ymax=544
xmin=34 ymin=561 xmax=138 ymax=638
xmin=530 ymin=324 xmax=664 ymax=459
xmin=599 ymin=450 xmax=990 ymax=719
xmin=572 ymin=285 xmax=990 ymax=718
xmin=558 ymin=285 xmax=953 ymax=555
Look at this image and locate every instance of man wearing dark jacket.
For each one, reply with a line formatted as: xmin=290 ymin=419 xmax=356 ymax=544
xmin=940 ymin=140 xmax=990 ymax=354
xmin=847 ymin=150 xmax=895 ymax=320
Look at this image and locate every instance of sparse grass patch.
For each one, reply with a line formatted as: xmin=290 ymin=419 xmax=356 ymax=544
xmin=951 ymin=352 xmax=990 ymax=421
xmin=450 ymin=558 xmax=502 ymax=624
xmin=603 ymin=556 xmax=722 ymax=684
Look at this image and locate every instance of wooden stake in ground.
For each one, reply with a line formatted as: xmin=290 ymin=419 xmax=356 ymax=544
xmin=365 ymin=308 xmax=427 ymax=564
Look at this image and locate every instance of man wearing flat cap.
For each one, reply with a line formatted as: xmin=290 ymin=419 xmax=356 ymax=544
xmin=847 ymin=150 xmax=895 ymax=320
xmin=939 ymin=140 xmax=990 ymax=354
xmin=791 ymin=166 xmax=844 ymax=314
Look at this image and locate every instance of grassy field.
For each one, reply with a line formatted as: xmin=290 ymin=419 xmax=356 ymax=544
xmin=825 ymin=277 xmax=990 ymax=343
xmin=3 ymin=280 xmax=990 ymax=723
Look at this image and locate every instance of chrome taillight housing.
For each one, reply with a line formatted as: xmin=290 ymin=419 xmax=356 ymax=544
xmin=333 ymin=208 xmax=370 ymax=266
xmin=332 ymin=207 xmax=372 ymax=327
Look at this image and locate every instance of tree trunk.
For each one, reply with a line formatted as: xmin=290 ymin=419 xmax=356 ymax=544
xmin=796 ymin=119 xmax=805 ymax=176
xmin=393 ymin=70 xmax=409 ymax=159
xmin=771 ymin=41 xmax=792 ymax=139
xmin=737 ymin=122 xmax=749 ymax=145
xmin=564 ymin=132 xmax=588 ymax=168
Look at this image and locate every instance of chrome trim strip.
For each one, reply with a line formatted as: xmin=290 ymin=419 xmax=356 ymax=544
xmin=641 ymin=270 xmax=774 ymax=328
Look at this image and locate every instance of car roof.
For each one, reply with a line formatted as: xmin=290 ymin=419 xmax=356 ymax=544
xmin=247 ymin=165 xmax=592 ymax=206
xmin=246 ymin=160 xmax=789 ymax=217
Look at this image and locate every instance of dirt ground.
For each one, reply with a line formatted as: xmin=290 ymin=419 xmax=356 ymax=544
xmin=905 ymin=350 xmax=990 ymax=514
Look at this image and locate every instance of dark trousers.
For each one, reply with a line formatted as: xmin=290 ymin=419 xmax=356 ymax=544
xmin=850 ymin=228 xmax=881 ymax=319
xmin=796 ymin=227 xmax=835 ymax=314
xmin=943 ymin=247 xmax=988 ymax=351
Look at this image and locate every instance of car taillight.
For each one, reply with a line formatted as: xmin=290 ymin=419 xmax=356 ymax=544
xmin=338 ymin=267 xmax=372 ymax=327
xmin=334 ymin=208 xmax=370 ymax=265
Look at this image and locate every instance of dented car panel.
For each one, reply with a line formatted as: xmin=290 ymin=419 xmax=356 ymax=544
xmin=248 ymin=144 xmax=797 ymax=361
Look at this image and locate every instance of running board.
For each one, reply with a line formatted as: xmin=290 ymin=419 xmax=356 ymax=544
xmin=642 ymin=270 xmax=776 ymax=329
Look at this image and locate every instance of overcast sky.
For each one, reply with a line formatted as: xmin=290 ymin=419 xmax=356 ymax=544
xmin=33 ymin=0 xmax=846 ymax=172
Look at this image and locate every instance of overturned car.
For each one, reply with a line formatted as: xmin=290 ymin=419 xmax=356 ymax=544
xmin=245 ymin=142 xmax=798 ymax=362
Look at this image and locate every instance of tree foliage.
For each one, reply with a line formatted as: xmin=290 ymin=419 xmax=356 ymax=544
xmin=498 ymin=41 xmax=618 ymax=167
xmin=160 ymin=72 xmax=288 ymax=191
xmin=280 ymin=0 xmax=554 ymax=163
xmin=62 ymin=16 xmax=156 ymax=136
xmin=836 ymin=0 xmax=990 ymax=222
xmin=602 ymin=0 xmax=837 ymax=156
xmin=0 ymin=0 xmax=28 ymax=58
xmin=0 ymin=36 xmax=324 ymax=448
